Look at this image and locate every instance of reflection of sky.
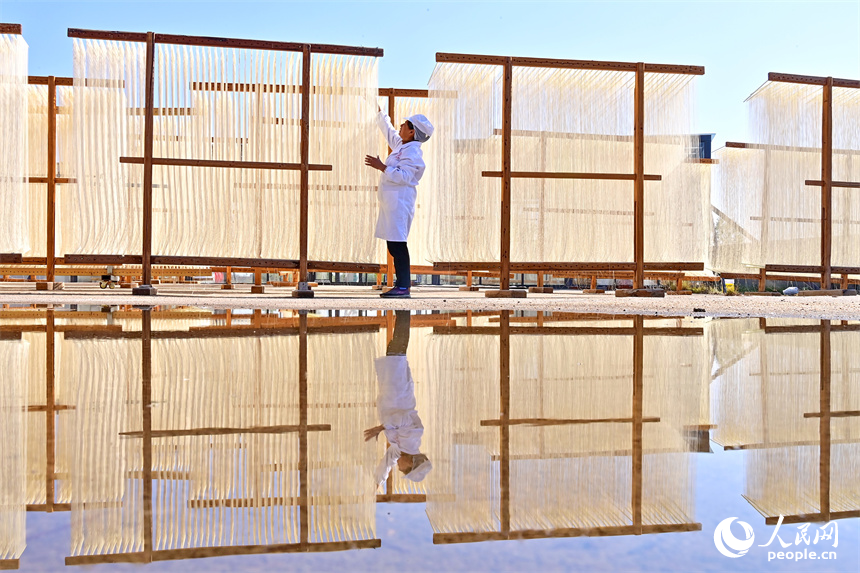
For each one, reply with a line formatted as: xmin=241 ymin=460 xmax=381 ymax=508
xmin=21 ymin=443 xmax=859 ymax=572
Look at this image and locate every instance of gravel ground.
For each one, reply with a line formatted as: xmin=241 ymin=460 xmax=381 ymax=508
xmin=3 ymin=283 xmax=860 ymax=319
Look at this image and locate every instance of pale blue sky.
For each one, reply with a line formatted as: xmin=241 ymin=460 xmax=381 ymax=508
xmin=1 ymin=0 xmax=858 ymax=147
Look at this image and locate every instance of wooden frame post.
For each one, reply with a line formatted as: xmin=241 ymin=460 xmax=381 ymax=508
xmin=45 ymin=309 xmax=56 ymax=510
xmin=37 ymin=77 xmax=62 ymax=290
xmin=499 ymin=311 xmax=511 ymax=533
xmin=820 ymin=78 xmax=833 ymax=290
xmin=819 ymin=320 xmax=831 ymax=522
xmin=486 ymin=58 xmax=525 ymax=299
xmin=632 ymin=315 xmax=644 ymax=534
xmin=293 ymin=45 xmax=314 ymax=298
xmin=633 ymin=63 xmax=646 ymax=290
xmin=141 ymin=308 xmax=154 ymax=562
xmin=133 ymin=33 xmax=157 ymax=296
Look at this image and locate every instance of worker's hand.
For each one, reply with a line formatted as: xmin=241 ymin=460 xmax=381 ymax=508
xmin=364 ymin=425 xmax=384 ymax=442
xmin=364 ymin=155 xmax=386 ymax=172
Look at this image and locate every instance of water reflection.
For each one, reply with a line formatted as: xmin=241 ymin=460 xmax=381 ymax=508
xmin=0 ymin=307 xmax=857 ymax=570
xmin=712 ymin=318 xmax=860 ymax=525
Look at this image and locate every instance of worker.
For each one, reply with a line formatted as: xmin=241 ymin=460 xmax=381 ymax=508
xmin=365 ymin=311 xmax=432 ymax=486
xmin=364 ymin=106 xmax=434 ymax=298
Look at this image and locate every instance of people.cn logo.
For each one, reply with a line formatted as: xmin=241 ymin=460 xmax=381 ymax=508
xmin=713 ymin=517 xmax=756 ymax=558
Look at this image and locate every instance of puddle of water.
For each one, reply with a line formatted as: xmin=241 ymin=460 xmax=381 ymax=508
xmin=0 ymin=306 xmax=857 ymax=572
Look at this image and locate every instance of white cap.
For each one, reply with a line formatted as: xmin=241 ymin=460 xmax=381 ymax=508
xmin=406 ymin=114 xmax=434 ymax=142
xmin=403 ymin=456 xmax=433 ymax=482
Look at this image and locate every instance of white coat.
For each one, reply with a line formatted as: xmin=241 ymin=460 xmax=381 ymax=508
xmin=374 ymin=111 xmax=426 ymax=242
xmin=373 ymin=355 xmax=424 ymax=487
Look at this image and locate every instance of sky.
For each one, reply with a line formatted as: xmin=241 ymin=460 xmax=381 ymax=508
xmin=1 ymin=0 xmax=858 ymax=148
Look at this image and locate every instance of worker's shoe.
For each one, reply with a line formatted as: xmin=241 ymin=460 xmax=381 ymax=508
xmin=380 ymin=287 xmax=410 ymax=298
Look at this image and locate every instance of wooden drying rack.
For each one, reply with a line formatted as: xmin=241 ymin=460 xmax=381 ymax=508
xmin=431 ymin=312 xmax=703 ymax=543
xmin=723 ymin=318 xmax=860 ymax=525
xmin=431 ymin=53 xmax=706 ymax=298
xmin=720 ymin=72 xmax=860 ymax=295
xmin=63 ymin=28 xmax=384 ymax=297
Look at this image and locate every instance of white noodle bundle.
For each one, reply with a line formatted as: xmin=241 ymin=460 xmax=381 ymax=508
xmin=0 ymin=33 xmax=29 ymax=254
xmin=147 ymin=332 xmax=377 ymax=550
xmin=709 ymin=81 xmax=860 ymax=273
xmin=63 ymin=338 xmax=144 ymax=558
xmin=68 ymin=39 xmax=380 ymax=262
xmin=426 ymin=63 xmax=705 ymax=264
xmin=0 ymin=338 xmax=28 ymax=561
xmin=24 ymin=85 xmax=48 ymax=258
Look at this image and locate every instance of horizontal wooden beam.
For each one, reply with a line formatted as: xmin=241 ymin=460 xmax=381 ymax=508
xmin=0 ymin=254 xmax=22 ymax=264
xmin=62 ymin=324 xmax=379 ymax=340
xmin=378 ymin=88 xmax=429 ymax=98
xmin=376 ymin=493 xmax=427 ymax=503
xmin=28 ymin=177 xmax=75 ymax=184
xmin=433 ymin=523 xmax=701 ymax=544
xmin=28 ymin=76 xmax=73 ymax=85
xmin=151 ymin=539 xmax=382 ymax=561
xmin=765 ymin=324 xmax=860 ymax=334
xmin=66 ymin=553 xmax=149 ymax=566
xmin=806 ymin=179 xmax=860 ymax=189
xmin=480 ymin=416 xmax=660 ymax=427
xmin=0 ymin=23 xmax=22 ymax=35
xmin=121 ymin=423 xmax=331 ymax=438
xmin=433 ymin=261 xmax=704 ymax=272
xmin=119 ymin=156 xmax=332 ymax=171
xmin=433 ymin=325 xmax=702 ymax=337
xmin=725 ymin=141 xmax=860 ymax=155
xmin=482 ymin=171 xmax=662 ymax=181
xmin=436 ymin=52 xmax=704 ymax=75
xmin=63 ymin=254 xmax=382 ymax=273
xmin=803 ymin=410 xmax=860 ymax=418
xmin=67 ymin=29 xmax=383 ymax=57
xmin=765 ymin=510 xmax=860 ymax=525
xmin=768 ymin=72 xmax=860 ymax=89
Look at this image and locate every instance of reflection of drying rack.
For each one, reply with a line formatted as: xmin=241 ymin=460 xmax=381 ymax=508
xmin=430 ymin=313 xmax=703 ymax=544
xmin=723 ymin=318 xmax=860 ymax=525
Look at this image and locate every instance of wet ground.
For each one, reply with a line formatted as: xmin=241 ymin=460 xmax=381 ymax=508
xmin=0 ymin=305 xmax=857 ymax=572
xmin=3 ymin=283 xmax=860 ymax=320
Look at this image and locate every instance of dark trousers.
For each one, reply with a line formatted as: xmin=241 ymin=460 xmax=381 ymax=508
xmin=386 ymin=310 xmax=411 ymax=355
xmin=386 ymin=241 xmax=411 ymax=289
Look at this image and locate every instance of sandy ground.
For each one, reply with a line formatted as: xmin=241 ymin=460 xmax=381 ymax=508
xmin=2 ymin=282 xmax=860 ymax=320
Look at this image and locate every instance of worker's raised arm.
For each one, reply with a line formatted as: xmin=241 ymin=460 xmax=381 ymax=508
xmin=377 ymin=110 xmax=402 ymax=150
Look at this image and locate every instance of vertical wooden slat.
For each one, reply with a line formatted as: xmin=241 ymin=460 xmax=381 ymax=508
xmin=141 ymin=309 xmax=153 ymax=560
xmin=499 ymin=311 xmax=511 ymax=534
xmin=45 ymin=309 xmax=55 ymax=510
xmin=500 ymin=59 xmax=513 ymax=292
xmin=46 ymin=77 xmax=57 ymax=283
xmin=298 ymin=312 xmax=309 ymax=544
xmin=135 ymin=32 xmax=156 ymax=294
xmin=819 ymin=320 xmax=831 ymax=521
xmin=821 ymin=78 xmax=833 ymax=289
xmin=633 ymin=63 xmax=645 ymax=290
xmin=632 ymin=315 xmax=644 ymax=533
xmin=299 ymin=45 xmax=311 ymax=288
xmin=386 ymin=93 xmax=396 ymax=288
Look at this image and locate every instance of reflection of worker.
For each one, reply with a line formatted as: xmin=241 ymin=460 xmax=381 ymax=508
xmin=364 ymin=106 xmax=434 ymax=299
xmin=365 ymin=311 xmax=432 ymax=486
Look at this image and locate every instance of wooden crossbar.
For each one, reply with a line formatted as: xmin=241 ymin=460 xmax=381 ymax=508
xmin=67 ymin=28 xmax=383 ymax=56
xmin=120 ymin=424 xmax=331 ymax=438
xmin=481 ymin=171 xmax=662 ymax=181
xmin=436 ymin=52 xmax=704 ymax=75
xmin=0 ymin=23 xmax=22 ymax=34
xmin=119 ymin=156 xmax=332 ymax=171
xmin=433 ymin=523 xmax=702 ymax=545
xmin=480 ymin=416 xmax=660 ymax=426
xmin=768 ymin=72 xmax=860 ymax=89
